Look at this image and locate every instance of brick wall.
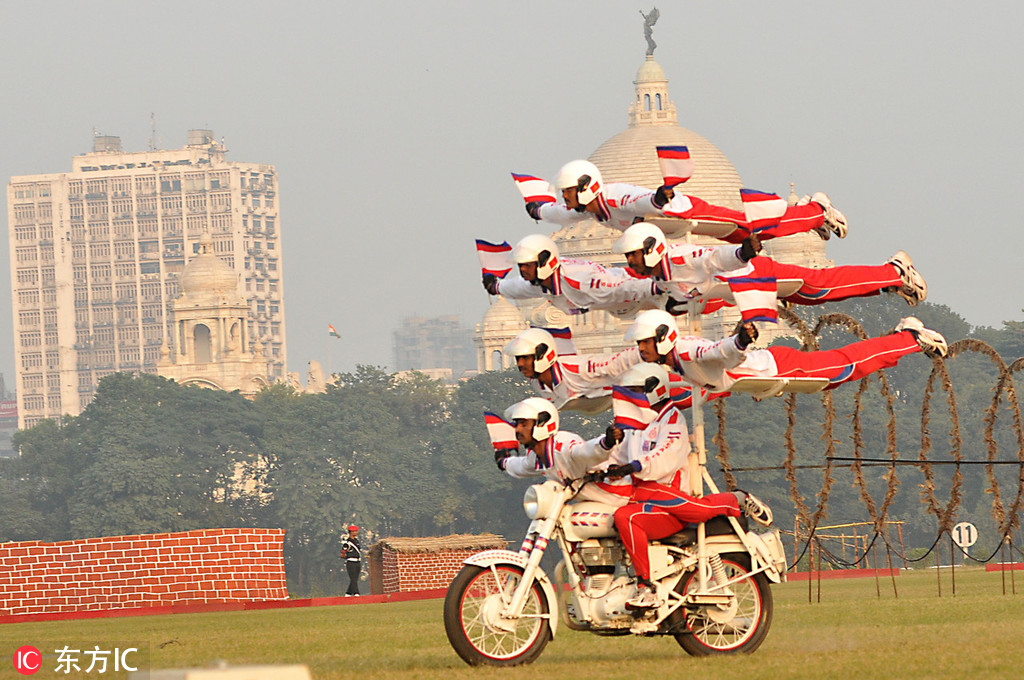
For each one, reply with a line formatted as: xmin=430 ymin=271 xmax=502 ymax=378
xmin=0 ymin=528 xmax=288 ymax=617
xmin=394 ymin=550 xmax=477 ymax=591
xmin=369 ymin=535 xmax=507 ymax=595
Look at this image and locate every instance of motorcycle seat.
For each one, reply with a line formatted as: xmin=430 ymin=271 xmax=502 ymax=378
xmin=659 ymin=515 xmax=748 ymax=547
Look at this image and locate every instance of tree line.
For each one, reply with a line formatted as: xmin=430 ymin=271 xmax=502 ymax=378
xmin=2 ymin=296 xmax=1023 ymax=594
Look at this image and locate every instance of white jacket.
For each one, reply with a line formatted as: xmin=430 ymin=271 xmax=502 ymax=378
xmin=497 ymin=258 xmax=661 ymax=317
xmin=671 ymin=334 xmax=778 ymax=392
xmin=536 ymin=182 xmax=699 ymax=232
xmin=610 ymin=403 xmax=691 ymax=489
xmin=503 ymin=431 xmax=629 ymax=505
xmin=532 ymin=349 xmax=642 ymax=413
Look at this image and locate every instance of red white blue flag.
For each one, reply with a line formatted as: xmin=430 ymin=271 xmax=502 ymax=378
xmin=511 ymin=173 xmax=556 ymax=204
xmin=534 ymin=326 xmax=577 ymax=356
xmin=612 ymin=386 xmax=657 ymax=430
xmin=721 ymin=257 xmax=779 ymax=323
xmin=740 ymin=189 xmax=787 ymax=232
xmin=484 ymin=412 xmax=518 ymax=451
xmin=656 ymin=145 xmax=695 ymax=186
xmin=476 ymin=239 xmax=513 ymax=278
xmin=667 ymin=373 xmax=729 ymax=409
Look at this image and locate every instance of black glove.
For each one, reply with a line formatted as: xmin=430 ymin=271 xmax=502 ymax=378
xmin=482 ymin=273 xmax=499 ymax=296
xmin=525 ymin=201 xmax=543 ymax=220
xmin=738 ymin=233 xmax=762 ymax=262
xmin=494 ymin=448 xmax=514 ymax=471
xmin=736 ymin=321 xmax=759 ymax=349
xmin=652 ymin=184 xmax=675 ymax=209
xmin=604 ymin=461 xmax=641 ymax=480
xmin=665 ymin=297 xmax=689 ymax=316
xmin=603 ymin=425 xmax=624 ymax=449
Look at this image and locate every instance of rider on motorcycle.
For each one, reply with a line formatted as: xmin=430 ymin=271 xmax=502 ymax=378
xmin=603 ymin=363 xmax=772 ymax=609
xmin=496 ymin=397 xmax=631 ymax=505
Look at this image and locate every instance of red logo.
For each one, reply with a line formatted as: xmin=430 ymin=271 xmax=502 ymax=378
xmin=13 ymin=646 xmax=41 ymax=675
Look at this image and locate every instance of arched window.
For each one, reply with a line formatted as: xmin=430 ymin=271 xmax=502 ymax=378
xmin=644 ymin=94 xmax=651 ymax=111
xmin=492 ymin=349 xmax=504 ymax=371
xmin=194 ymin=324 xmax=212 ymax=363
xmin=656 ymin=93 xmax=662 ymax=110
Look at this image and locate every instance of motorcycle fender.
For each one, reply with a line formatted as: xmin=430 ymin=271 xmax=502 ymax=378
xmin=703 ymin=534 xmax=784 ymax=584
xmin=462 ymin=550 xmax=560 ymax=638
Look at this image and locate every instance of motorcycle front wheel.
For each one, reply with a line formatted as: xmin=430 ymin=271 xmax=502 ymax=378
xmin=674 ymin=553 xmax=773 ymax=655
xmin=443 ymin=563 xmax=551 ymax=666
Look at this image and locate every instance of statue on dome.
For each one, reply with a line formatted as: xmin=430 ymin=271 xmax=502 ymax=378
xmin=640 ymin=7 xmax=660 ymax=56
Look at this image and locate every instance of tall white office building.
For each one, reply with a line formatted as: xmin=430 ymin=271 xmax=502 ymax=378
xmin=7 ymin=131 xmax=286 ymax=428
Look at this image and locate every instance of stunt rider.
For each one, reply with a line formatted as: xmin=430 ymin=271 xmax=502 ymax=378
xmin=505 ymin=327 xmax=642 ymax=414
xmin=612 ymin=222 xmax=929 ymax=320
xmin=602 ymin=363 xmax=771 ymax=609
xmin=483 ymin=234 xmax=662 ymax=318
xmin=496 ymin=398 xmax=630 ymax=506
xmin=506 ymin=327 xmax=724 ymax=414
xmin=525 ymin=159 xmax=848 ymax=243
xmin=624 ymin=310 xmax=948 ymax=394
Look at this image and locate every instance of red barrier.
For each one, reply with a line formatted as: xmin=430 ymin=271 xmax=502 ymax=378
xmin=0 ymin=528 xmax=287 ymax=618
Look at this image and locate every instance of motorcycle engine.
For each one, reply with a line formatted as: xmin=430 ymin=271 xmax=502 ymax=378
xmin=573 ymin=539 xmax=635 ymax=627
xmin=577 ymin=538 xmax=624 ymax=574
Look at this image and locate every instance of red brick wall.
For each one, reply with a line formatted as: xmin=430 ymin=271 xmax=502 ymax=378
xmin=372 ymin=549 xmax=479 ymax=594
xmin=0 ymin=528 xmax=288 ymax=617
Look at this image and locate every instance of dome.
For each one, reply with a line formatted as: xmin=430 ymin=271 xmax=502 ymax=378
xmin=180 ymin=233 xmax=240 ymax=301
xmin=478 ymin=297 xmax=527 ymax=331
xmin=589 ymin=126 xmax=743 ymax=209
xmin=635 ymin=55 xmax=667 ymax=83
xmin=588 ymin=55 xmax=742 ymax=209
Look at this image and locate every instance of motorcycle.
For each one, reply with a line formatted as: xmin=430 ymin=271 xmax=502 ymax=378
xmin=443 ymin=465 xmax=789 ymax=665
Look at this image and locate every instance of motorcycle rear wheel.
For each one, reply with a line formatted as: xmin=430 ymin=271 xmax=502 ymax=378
xmin=443 ymin=564 xmax=551 ymax=666
xmin=674 ymin=553 xmax=773 ymax=655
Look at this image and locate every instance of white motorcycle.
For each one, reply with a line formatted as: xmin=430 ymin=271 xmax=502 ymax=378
xmin=443 ymin=465 xmax=789 ymax=665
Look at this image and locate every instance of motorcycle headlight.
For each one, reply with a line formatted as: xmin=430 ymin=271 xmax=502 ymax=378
xmin=523 ymin=482 xmax=558 ymax=520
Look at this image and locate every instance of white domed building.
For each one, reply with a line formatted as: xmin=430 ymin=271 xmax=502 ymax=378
xmin=476 ymin=49 xmax=832 ymax=367
xmin=158 ymin=233 xmax=271 ymax=397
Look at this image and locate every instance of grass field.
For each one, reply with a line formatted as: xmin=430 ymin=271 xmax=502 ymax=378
xmin=1 ymin=567 xmax=1021 ymax=679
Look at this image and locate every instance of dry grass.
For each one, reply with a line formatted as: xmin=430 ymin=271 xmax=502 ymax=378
xmin=1 ymin=567 xmax=1021 ymax=679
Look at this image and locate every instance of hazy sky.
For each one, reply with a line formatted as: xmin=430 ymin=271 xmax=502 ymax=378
xmin=2 ymin=2 xmax=1022 ymax=384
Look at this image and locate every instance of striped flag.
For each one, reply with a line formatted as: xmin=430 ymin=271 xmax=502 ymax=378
xmin=328 ymin=324 xmax=341 ymax=338
xmin=656 ymin=145 xmax=695 ymax=186
xmin=475 ymin=239 xmax=514 ymax=278
xmin=722 ymin=258 xmax=779 ymax=323
xmin=740 ymin=189 xmax=787 ymax=232
xmin=484 ymin=411 xmax=518 ymax=450
xmin=511 ymin=173 xmax=556 ymax=204
xmin=612 ymin=386 xmax=657 ymax=430
xmin=534 ymin=326 xmax=577 ymax=356
xmin=667 ymin=373 xmax=729 ymax=409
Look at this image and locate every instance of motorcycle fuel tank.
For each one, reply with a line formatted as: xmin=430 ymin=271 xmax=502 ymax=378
xmin=560 ymin=501 xmax=619 ymax=541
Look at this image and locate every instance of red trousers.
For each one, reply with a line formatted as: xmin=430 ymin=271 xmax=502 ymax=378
xmin=747 ymin=257 xmax=901 ymax=306
xmin=614 ymin=481 xmax=741 ymax=581
xmin=768 ymin=331 xmax=920 ymax=390
xmin=685 ymin=198 xmax=825 ymax=244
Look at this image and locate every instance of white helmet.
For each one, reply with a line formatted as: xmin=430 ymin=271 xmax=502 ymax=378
xmin=613 ymin=223 xmax=667 ymax=269
xmin=553 ymin=159 xmax=603 ymax=207
xmin=617 ymin=362 xmax=671 ymax=404
xmin=504 ymin=328 xmax=557 ymax=374
xmin=504 ymin=397 xmax=559 ymax=442
xmin=512 ymin=234 xmax=560 ymax=280
xmin=625 ymin=309 xmax=679 ymax=357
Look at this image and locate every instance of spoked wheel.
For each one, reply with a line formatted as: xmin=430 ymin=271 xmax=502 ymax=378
xmin=443 ymin=563 xmax=551 ymax=666
xmin=674 ymin=553 xmax=773 ymax=656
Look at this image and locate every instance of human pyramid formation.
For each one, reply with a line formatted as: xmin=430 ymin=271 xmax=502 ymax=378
xmin=476 ymin=154 xmax=948 ymax=609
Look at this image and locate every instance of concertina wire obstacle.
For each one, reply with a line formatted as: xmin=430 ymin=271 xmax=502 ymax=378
xmin=710 ymin=310 xmax=1024 ymax=593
